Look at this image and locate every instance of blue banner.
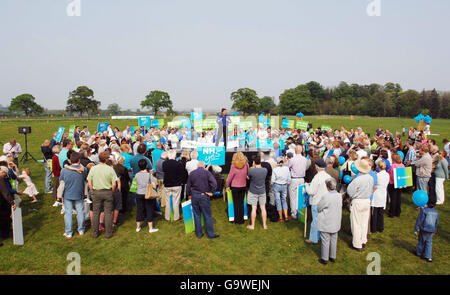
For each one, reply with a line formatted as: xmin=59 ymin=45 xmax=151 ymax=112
xmin=282 ymin=118 xmax=290 ymax=128
xmin=191 ymin=112 xmax=203 ymax=121
xmin=97 ymin=122 xmax=109 ymax=133
xmin=138 ymin=116 xmax=152 ymax=127
xmin=55 ymin=127 xmax=65 ymax=143
xmin=197 ymin=146 xmax=225 ymax=165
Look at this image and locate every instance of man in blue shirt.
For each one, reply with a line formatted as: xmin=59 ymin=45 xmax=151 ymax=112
xmin=130 ymin=143 xmax=153 ymax=177
xmin=151 ymin=141 xmax=164 ymax=164
xmin=215 ymin=108 xmax=231 ymax=148
xmin=59 ymin=152 xmax=87 ymax=238
xmin=59 ymin=139 xmax=73 ymax=168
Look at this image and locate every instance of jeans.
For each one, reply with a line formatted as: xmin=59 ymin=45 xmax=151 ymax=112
xmin=288 ymin=178 xmax=304 ymax=218
xmin=191 ymin=193 xmax=216 ymax=238
xmin=273 ymin=183 xmax=288 ymax=210
xmin=417 ymin=177 xmax=430 ymax=192
xmin=92 ymin=190 xmax=114 ymax=238
xmin=309 ymin=205 xmax=321 ymax=243
xmin=44 ymin=161 xmax=53 ymax=193
xmin=63 ymin=198 xmax=85 ymax=236
xmin=416 ymin=231 xmax=433 ymax=259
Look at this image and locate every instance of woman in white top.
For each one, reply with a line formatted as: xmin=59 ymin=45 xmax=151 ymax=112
xmin=371 ymin=161 xmax=389 ymax=233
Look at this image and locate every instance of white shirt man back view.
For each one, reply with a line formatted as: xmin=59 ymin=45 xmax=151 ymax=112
xmin=186 ymin=151 xmax=199 ymax=175
xmin=287 ymin=145 xmax=311 ymax=219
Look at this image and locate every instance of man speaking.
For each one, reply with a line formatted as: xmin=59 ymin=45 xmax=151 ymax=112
xmin=216 ymin=108 xmax=231 ymax=148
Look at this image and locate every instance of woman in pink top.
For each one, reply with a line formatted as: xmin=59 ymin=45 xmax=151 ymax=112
xmin=387 ymin=153 xmax=405 ymax=218
xmin=226 ymin=152 xmax=249 ymax=224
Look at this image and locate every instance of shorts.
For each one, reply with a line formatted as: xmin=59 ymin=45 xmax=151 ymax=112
xmin=113 ymin=190 xmax=122 ymax=211
xmin=247 ymin=191 xmax=266 ymax=206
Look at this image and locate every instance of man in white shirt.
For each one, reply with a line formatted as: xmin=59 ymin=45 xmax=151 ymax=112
xmin=3 ymin=139 xmax=22 ymax=166
xmin=185 ymin=151 xmax=200 ymax=175
xmin=356 ymin=143 xmax=368 ymax=160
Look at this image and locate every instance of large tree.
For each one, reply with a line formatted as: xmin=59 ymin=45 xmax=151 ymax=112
xmin=66 ymin=86 xmax=100 ymax=116
xmin=230 ymin=88 xmax=260 ymax=115
xmin=278 ymin=85 xmax=313 ymax=115
xmin=429 ymin=89 xmax=441 ymax=118
xmin=367 ymin=91 xmax=394 ymax=117
xmin=107 ymin=103 xmax=121 ymax=115
xmin=396 ymin=90 xmax=420 ymax=117
xmin=258 ymin=96 xmax=276 ymax=114
xmin=9 ymin=94 xmax=44 ymax=116
xmin=141 ymin=90 xmax=173 ymax=115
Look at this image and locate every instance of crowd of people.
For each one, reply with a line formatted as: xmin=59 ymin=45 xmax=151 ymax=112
xmin=0 ymin=119 xmax=448 ymax=264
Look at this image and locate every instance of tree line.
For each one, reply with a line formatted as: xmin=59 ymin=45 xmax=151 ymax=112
xmin=231 ymin=81 xmax=450 ymax=118
xmin=5 ymin=82 xmax=450 ymax=118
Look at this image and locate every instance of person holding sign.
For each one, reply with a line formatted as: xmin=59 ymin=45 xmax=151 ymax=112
xmin=387 ymin=154 xmax=405 ymax=218
xmin=215 ymin=108 xmax=231 ymax=148
xmin=186 ymin=161 xmax=219 ymax=239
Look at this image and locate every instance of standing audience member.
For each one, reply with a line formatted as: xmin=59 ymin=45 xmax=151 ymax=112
xmin=59 ymin=152 xmax=87 ymax=238
xmin=317 ymin=178 xmax=342 ymax=265
xmin=287 ymin=145 xmax=310 ymax=220
xmin=41 ymin=140 xmax=54 ymax=194
xmin=371 ymin=161 xmax=389 ymax=233
xmin=226 ymin=152 xmax=249 ymax=225
xmin=415 ymin=146 xmax=432 ymax=192
xmin=347 ymin=159 xmax=374 ymax=251
xmin=271 ymin=157 xmax=291 ymax=222
xmin=246 ymin=155 xmax=268 ymax=230
xmin=134 ymin=159 xmax=159 ymax=233
xmin=186 ymin=161 xmax=219 ymax=239
xmin=434 ymin=150 xmax=448 ymax=205
xmin=162 ymin=150 xmax=185 ymax=221
xmin=114 ymin=156 xmax=130 ymax=213
xmin=387 ymin=154 xmax=405 ymax=218
xmin=51 ymin=145 xmax=62 ymax=207
xmin=305 ymin=159 xmax=331 ymax=244
xmin=414 ymin=204 xmax=439 ymax=262
xmin=0 ymin=166 xmax=17 ymax=246
xmin=154 ymin=152 xmax=167 ymax=208
xmin=87 ymin=152 xmax=118 ymax=239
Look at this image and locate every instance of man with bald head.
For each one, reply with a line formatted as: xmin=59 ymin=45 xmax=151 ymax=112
xmin=186 ymin=161 xmax=219 ymax=239
xmin=3 ymin=139 xmax=22 ymax=167
xmin=287 ymin=145 xmax=311 ymax=220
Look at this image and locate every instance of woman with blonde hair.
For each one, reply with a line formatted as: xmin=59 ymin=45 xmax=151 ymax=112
xmin=226 ymin=152 xmax=249 ymax=224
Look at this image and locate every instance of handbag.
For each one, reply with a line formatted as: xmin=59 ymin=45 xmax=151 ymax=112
xmin=145 ymin=182 xmax=160 ymax=199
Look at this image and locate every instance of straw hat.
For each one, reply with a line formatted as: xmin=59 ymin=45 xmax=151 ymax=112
xmin=355 ymin=159 xmax=371 ymax=174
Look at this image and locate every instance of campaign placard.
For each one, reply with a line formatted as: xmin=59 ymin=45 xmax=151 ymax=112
xmin=68 ymin=125 xmax=75 ymax=140
xmin=197 ymin=146 xmax=225 ymax=165
xmin=55 ymin=127 xmax=65 ymax=143
xmin=295 ymin=121 xmax=309 ymax=130
xmin=97 ymin=122 xmax=109 ymax=133
xmin=394 ymin=167 xmax=413 ymax=188
xmin=138 ymin=116 xmax=152 ymax=127
xmin=191 ymin=112 xmax=203 ymax=121
xmin=297 ymin=184 xmax=309 ymax=223
xmin=321 ymin=125 xmax=331 ymax=131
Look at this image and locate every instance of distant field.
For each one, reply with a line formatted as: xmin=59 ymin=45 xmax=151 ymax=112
xmin=0 ymin=115 xmax=449 ymax=275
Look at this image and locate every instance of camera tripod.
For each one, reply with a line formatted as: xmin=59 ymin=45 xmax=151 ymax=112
xmin=20 ymin=133 xmax=37 ymax=163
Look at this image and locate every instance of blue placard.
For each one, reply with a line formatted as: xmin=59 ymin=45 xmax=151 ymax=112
xmin=191 ymin=112 xmax=203 ymax=121
xmin=151 ymin=119 xmax=160 ymax=128
xmin=97 ymin=122 xmax=108 ymax=133
xmin=197 ymin=146 xmax=226 ymax=165
xmin=138 ymin=116 xmax=152 ymax=127
xmin=55 ymin=127 xmax=65 ymax=143
xmin=282 ymin=118 xmax=289 ymax=128
xmin=180 ymin=118 xmax=192 ymax=129
xmin=297 ymin=184 xmax=310 ymax=210
xmin=145 ymin=141 xmax=156 ymax=150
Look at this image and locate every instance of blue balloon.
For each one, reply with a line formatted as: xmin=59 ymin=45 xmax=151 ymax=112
xmin=397 ymin=151 xmax=404 ymax=161
xmin=351 ymin=162 xmax=359 ymax=174
xmin=338 ymin=156 xmax=346 ymax=166
xmin=412 ymin=190 xmax=428 ymax=207
xmin=343 ymin=175 xmax=352 ymax=184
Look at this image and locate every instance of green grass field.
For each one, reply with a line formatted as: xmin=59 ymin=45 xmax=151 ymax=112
xmin=0 ymin=115 xmax=449 ymax=275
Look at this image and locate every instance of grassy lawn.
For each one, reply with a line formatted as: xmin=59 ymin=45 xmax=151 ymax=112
xmin=0 ymin=115 xmax=449 ymax=275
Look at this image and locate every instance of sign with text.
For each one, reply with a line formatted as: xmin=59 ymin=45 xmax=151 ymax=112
xmin=138 ymin=116 xmax=152 ymax=127
xmin=295 ymin=121 xmax=309 ymax=130
xmin=321 ymin=125 xmax=331 ymax=131
xmin=394 ymin=167 xmax=413 ymax=188
xmin=197 ymin=146 xmax=225 ymax=165
xmin=297 ymin=184 xmax=310 ymax=223
xmin=55 ymin=127 xmax=65 ymax=143
xmin=97 ymin=122 xmax=108 ymax=133
xmin=68 ymin=125 xmax=75 ymax=140
xmin=191 ymin=112 xmax=203 ymax=121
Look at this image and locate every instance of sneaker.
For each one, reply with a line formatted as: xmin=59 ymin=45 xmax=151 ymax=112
xmin=99 ymin=224 xmax=105 ymax=231
xmin=60 ymin=208 xmax=65 ymax=215
xmin=72 ymin=210 xmax=77 ymax=215
xmin=149 ymin=228 xmax=159 ymax=233
xmin=52 ymin=201 xmax=60 ymax=207
xmin=427 ymin=258 xmax=432 ymax=262
xmin=156 ymin=211 xmax=162 ymax=215
xmin=78 ymin=231 xmax=84 ymax=236
xmin=63 ymin=233 xmax=72 ymax=239
xmin=85 ymin=198 xmax=92 ymax=204
xmin=136 ymin=227 xmax=141 ymax=232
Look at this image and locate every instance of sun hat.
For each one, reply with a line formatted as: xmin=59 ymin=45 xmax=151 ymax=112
xmin=355 ymin=159 xmax=371 ymax=174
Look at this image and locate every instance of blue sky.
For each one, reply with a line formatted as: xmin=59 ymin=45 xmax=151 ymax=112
xmin=0 ymin=0 xmax=449 ymax=111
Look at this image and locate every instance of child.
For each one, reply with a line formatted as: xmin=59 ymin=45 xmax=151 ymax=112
xmin=18 ymin=168 xmax=39 ymax=203
xmin=414 ymin=204 xmax=439 ymax=262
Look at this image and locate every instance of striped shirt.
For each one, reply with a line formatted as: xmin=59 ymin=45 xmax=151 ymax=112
xmin=404 ymin=147 xmax=417 ymax=165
